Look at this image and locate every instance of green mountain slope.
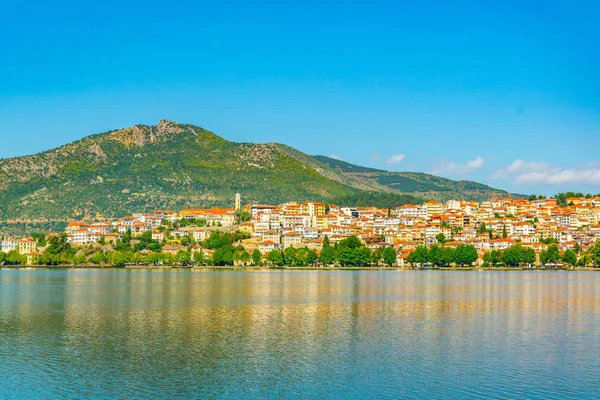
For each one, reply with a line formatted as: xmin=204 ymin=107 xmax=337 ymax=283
xmin=0 ymin=121 xmax=362 ymax=221
xmin=313 ymin=155 xmax=518 ymax=202
xmin=0 ymin=120 xmax=516 ymax=226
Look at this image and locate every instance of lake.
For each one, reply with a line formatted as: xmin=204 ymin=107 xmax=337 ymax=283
xmin=0 ymin=270 xmax=599 ymax=399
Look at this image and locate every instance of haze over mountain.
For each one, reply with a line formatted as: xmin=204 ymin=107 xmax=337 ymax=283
xmin=0 ymin=121 xmax=516 ymax=223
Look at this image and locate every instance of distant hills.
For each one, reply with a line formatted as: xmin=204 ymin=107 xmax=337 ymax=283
xmin=313 ymin=156 xmax=515 ymax=202
xmin=0 ymin=120 xmax=517 ymax=224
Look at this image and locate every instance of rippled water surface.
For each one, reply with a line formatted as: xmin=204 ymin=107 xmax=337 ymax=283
xmin=1 ymin=270 xmax=599 ymax=399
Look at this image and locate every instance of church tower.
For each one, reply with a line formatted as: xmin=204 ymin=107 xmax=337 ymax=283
xmin=235 ymin=193 xmax=241 ymax=211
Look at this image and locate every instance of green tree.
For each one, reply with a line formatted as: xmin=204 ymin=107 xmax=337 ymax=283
xmin=73 ymin=254 xmax=87 ymax=265
xmin=240 ymin=251 xmax=250 ymax=266
xmin=354 ymin=247 xmax=372 ymax=266
xmin=521 ymin=247 xmax=536 ymax=266
xmin=284 ymin=247 xmax=297 ymax=266
xmin=501 ymin=245 xmax=521 ymax=267
xmin=407 ymin=246 xmax=429 ymax=266
xmin=122 ymin=229 xmax=132 ymax=246
xmin=338 ymin=235 xmax=362 ymax=250
xmin=502 ymin=225 xmax=508 ymax=239
xmin=5 ymin=250 xmax=26 ymax=265
xmin=337 ymin=247 xmax=356 ymax=267
xmin=193 ymin=251 xmax=205 ymax=265
xmin=383 ymin=247 xmax=397 ymax=266
xmin=320 ymin=246 xmax=336 ymax=266
xmin=267 ymin=250 xmax=284 ymax=266
xmin=477 ymin=222 xmax=488 ymax=234
xmin=175 ymin=250 xmax=192 ymax=265
xmin=540 ymin=244 xmax=560 ymax=265
xmin=89 ymin=252 xmax=106 ymax=265
xmin=322 ymin=235 xmax=331 ymax=248
xmin=483 ymin=250 xmax=501 ymax=267
xmin=587 ymin=241 xmax=600 ymax=266
xmin=306 ymin=249 xmax=318 ymax=266
xmin=435 ymin=233 xmax=447 ymax=244
xmin=562 ymin=249 xmax=577 ymax=267
xmin=454 ymin=244 xmax=478 ymax=266
xmin=252 ymin=249 xmax=263 ymax=266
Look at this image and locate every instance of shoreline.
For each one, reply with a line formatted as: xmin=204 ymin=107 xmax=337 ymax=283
xmin=1 ymin=265 xmax=599 ymax=272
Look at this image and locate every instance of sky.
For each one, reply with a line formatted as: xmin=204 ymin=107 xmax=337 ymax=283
xmin=1 ymin=0 xmax=599 ymax=196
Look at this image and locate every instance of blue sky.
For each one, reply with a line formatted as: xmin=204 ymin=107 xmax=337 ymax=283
xmin=1 ymin=0 xmax=599 ymax=195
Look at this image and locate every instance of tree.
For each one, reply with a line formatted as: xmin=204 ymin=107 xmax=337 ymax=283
xmin=322 ymin=235 xmax=331 ymax=248
xmin=588 ymin=241 xmax=600 ymax=266
xmin=483 ymin=250 xmax=502 ymax=267
xmin=501 ymin=245 xmax=522 ymax=267
xmin=193 ymin=251 xmax=205 ymax=266
xmin=502 ymin=225 xmax=508 ymax=239
xmin=306 ymin=249 xmax=318 ymax=266
xmin=428 ymin=245 xmax=441 ymax=266
xmin=407 ymin=246 xmax=429 ymax=266
xmin=338 ymin=235 xmax=362 ymax=250
xmin=338 ymin=247 xmax=356 ymax=267
xmin=122 ymin=229 xmax=132 ymax=246
xmin=284 ymin=247 xmax=297 ymax=266
xmin=320 ymin=246 xmax=336 ymax=266
xmin=98 ymin=235 xmax=106 ymax=245
xmin=5 ymin=250 xmax=26 ymax=265
xmin=0 ymin=251 xmax=5 ymax=264
xmin=562 ymin=249 xmax=577 ymax=267
xmin=540 ymin=245 xmax=560 ymax=265
xmin=42 ymin=233 xmax=74 ymax=265
xmin=252 ymin=249 xmax=262 ymax=266
xmin=267 ymin=250 xmax=284 ymax=266
xmin=354 ymin=247 xmax=372 ymax=266
xmin=240 ymin=251 xmax=250 ymax=266
xmin=89 ymin=252 xmax=106 ymax=265
xmin=521 ymin=247 xmax=536 ymax=266
xmin=175 ymin=250 xmax=191 ymax=265
xmin=73 ymin=254 xmax=87 ymax=266
xmin=435 ymin=233 xmax=447 ymax=244
xmin=438 ymin=247 xmax=455 ymax=267
xmin=454 ymin=244 xmax=478 ymax=266
xmin=477 ymin=222 xmax=488 ymax=234
xmin=383 ymin=247 xmax=397 ymax=266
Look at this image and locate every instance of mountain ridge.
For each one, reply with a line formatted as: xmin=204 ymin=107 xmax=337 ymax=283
xmin=0 ymin=120 xmax=517 ymax=224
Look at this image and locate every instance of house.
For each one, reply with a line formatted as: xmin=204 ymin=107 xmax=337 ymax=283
xmin=193 ymin=229 xmax=210 ymax=242
xmin=162 ymin=245 xmax=180 ymax=255
xmin=259 ymin=241 xmax=279 ymax=254
xmin=261 ymin=230 xmax=281 ymax=244
xmin=281 ymin=232 xmax=302 ymax=248
xmin=18 ymin=238 xmax=38 ymax=254
xmin=152 ymin=231 xmax=165 ymax=241
xmin=1 ymin=238 xmax=19 ymax=253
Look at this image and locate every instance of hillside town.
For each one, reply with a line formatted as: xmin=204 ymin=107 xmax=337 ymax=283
xmin=2 ymin=193 xmax=600 ymax=268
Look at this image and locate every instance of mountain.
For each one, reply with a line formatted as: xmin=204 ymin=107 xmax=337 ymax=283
xmin=313 ymin=156 xmax=516 ymax=202
xmin=0 ymin=120 xmax=514 ymax=225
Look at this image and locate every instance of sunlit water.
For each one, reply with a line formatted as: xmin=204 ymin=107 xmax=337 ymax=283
xmin=0 ymin=270 xmax=599 ymax=399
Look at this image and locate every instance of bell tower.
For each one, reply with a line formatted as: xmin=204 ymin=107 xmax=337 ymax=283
xmin=235 ymin=193 xmax=241 ymax=211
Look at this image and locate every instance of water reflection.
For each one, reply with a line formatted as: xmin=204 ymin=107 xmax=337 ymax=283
xmin=0 ymin=270 xmax=599 ymax=399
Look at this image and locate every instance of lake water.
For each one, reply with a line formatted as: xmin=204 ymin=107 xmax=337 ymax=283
xmin=0 ymin=270 xmax=599 ymax=399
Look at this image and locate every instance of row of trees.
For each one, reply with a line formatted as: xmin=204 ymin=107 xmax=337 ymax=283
xmin=264 ymin=236 xmax=397 ymax=267
xmin=406 ymin=244 xmax=478 ymax=267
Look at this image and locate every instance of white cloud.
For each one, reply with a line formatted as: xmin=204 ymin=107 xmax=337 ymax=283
xmin=329 ymin=154 xmax=343 ymax=161
xmin=371 ymin=153 xmax=381 ymax=161
xmin=432 ymin=156 xmax=485 ymax=175
xmin=492 ymin=160 xmax=600 ymax=185
xmin=387 ymin=154 xmax=406 ymax=164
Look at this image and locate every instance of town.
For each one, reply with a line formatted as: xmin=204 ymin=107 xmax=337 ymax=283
xmin=2 ymin=193 xmax=600 ymax=268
